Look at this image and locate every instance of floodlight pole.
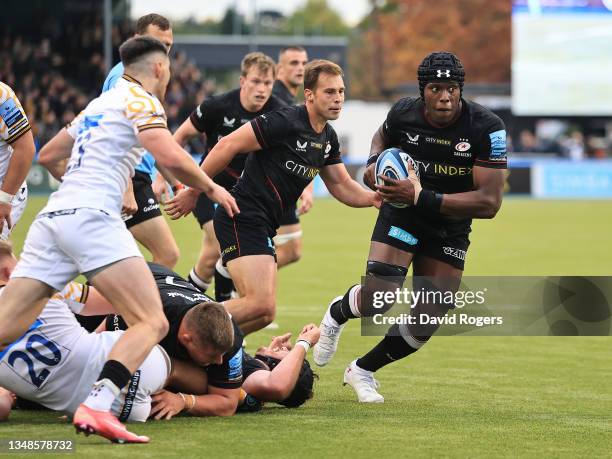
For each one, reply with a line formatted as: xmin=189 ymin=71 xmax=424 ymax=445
xmin=250 ymin=0 xmax=259 ymax=52
xmin=103 ymin=0 xmax=112 ymax=74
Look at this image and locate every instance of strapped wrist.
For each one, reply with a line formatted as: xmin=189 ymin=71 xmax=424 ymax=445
xmin=177 ymin=392 xmax=187 ymax=412
xmin=296 ymin=339 xmax=311 ymax=352
xmin=416 ymin=189 xmax=443 ymax=212
xmin=366 ymin=153 xmax=380 ymax=167
xmin=0 ymin=190 xmax=15 ymax=205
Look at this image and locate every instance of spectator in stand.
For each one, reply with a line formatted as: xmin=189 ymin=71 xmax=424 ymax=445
xmin=514 ymin=129 xmax=541 ymax=153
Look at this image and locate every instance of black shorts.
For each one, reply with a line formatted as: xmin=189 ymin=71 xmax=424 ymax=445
xmin=371 ymin=204 xmax=470 ymax=270
xmin=193 ymin=193 xmax=216 ymax=227
xmin=124 ymin=171 xmax=162 ymax=228
xmin=278 ymin=202 xmax=299 ymax=226
xmin=214 ymin=207 xmax=276 ymax=265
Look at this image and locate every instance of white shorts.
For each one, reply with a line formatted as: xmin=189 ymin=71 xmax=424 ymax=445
xmin=111 ymin=344 xmax=171 ymax=423
xmin=1 ymin=182 xmax=27 ymax=240
xmin=11 ymin=207 xmax=142 ymax=291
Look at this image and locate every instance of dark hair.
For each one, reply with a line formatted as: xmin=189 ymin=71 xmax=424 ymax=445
xmin=278 ymin=46 xmax=306 ymax=60
xmin=119 ymin=36 xmax=168 ymax=67
xmin=136 ymin=13 xmax=171 ymax=35
xmin=417 ymin=51 xmax=465 ymax=98
xmin=304 ymin=59 xmax=343 ymax=91
xmin=255 ymin=355 xmax=318 ymax=408
xmin=185 ymin=302 xmax=234 ymax=353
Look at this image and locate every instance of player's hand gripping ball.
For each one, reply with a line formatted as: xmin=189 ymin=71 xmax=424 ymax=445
xmin=375 ymin=148 xmax=419 ymax=208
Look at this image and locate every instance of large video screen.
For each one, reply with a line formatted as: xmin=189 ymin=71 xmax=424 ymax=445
xmin=512 ymin=0 xmax=612 ymax=115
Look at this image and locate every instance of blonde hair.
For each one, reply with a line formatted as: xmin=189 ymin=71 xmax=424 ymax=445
xmin=241 ymin=52 xmax=276 ymax=78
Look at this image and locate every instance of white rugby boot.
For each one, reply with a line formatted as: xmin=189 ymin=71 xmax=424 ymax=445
xmin=343 ymin=360 xmax=384 ymax=403
xmin=313 ymin=296 xmax=346 ymax=366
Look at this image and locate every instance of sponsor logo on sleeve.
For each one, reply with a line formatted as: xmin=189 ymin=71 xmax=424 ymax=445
xmin=489 ymin=129 xmax=507 ymax=161
xmin=0 ymin=98 xmax=26 ymax=135
xmin=227 ymin=349 xmax=243 ymax=381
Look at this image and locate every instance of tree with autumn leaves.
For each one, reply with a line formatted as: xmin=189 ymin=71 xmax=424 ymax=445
xmin=348 ymin=0 xmax=511 ymax=100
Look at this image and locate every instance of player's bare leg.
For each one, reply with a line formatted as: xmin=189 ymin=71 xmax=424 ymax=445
xmin=275 ymin=223 xmax=303 ymax=268
xmin=188 ymin=221 xmax=220 ymax=293
xmin=223 ymin=255 xmax=276 ymax=335
xmin=0 ymin=387 xmax=15 ymax=421
xmin=88 ymin=257 xmax=168 ymax=372
xmin=0 ymin=279 xmax=54 ymax=350
xmin=314 ymin=242 xmax=413 ymax=366
xmin=129 ymin=215 xmax=180 ymax=269
xmin=345 ymin=256 xmax=461 ymax=403
xmin=74 ymin=256 xmax=168 ymax=444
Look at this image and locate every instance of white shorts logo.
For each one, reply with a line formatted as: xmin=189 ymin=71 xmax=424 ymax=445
xmin=443 ymin=246 xmax=466 ymax=261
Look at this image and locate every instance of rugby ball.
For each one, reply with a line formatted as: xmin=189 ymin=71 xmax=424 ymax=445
xmin=375 ymin=148 xmax=419 ymax=208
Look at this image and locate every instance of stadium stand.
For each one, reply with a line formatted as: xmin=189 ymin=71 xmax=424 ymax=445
xmin=0 ymin=23 xmax=218 ymax=153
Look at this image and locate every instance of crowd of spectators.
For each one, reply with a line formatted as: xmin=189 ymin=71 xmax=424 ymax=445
xmin=508 ymin=128 xmax=610 ymax=159
xmin=1 ymin=18 xmax=219 ymax=153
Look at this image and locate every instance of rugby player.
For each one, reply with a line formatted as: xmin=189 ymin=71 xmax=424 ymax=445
xmin=105 ymin=267 xmax=320 ymax=418
xmin=313 ymin=52 xmax=507 ymax=402
xmin=102 ymin=263 xmax=244 ymax=418
xmin=238 ymin=323 xmax=320 ymax=410
xmin=0 ymin=36 xmax=238 ymax=443
xmin=166 ymin=60 xmax=381 ymax=335
xmin=150 ymin=324 xmax=321 ymax=418
xmin=0 ymin=81 xmax=35 ymax=240
xmin=171 ymin=52 xmax=283 ymax=301
xmin=0 ymin=241 xmax=170 ymax=428
xmin=103 ymin=14 xmax=180 ymax=269
xmin=273 ymin=46 xmax=314 ymax=271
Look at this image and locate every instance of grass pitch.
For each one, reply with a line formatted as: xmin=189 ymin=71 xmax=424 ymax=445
xmin=2 ymin=196 xmax=611 ymax=458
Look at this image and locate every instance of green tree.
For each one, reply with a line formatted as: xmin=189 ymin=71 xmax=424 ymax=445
xmin=283 ymin=0 xmax=349 ymax=36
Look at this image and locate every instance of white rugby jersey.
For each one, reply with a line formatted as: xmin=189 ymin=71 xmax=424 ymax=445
xmin=0 ymin=81 xmax=31 ymax=184
xmin=42 ymin=75 xmax=167 ymax=215
xmin=0 ymin=283 xmax=124 ymax=413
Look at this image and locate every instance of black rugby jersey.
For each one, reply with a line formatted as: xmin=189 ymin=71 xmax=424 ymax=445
xmin=189 ymin=89 xmax=284 ymax=190
xmin=381 ymin=97 xmax=507 ymax=236
xmin=150 ymin=263 xmax=244 ymax=389
xmin=239 ymin=104 xmax=341 ymax=227
xmin=272 ymin=80 xmax=296 ymax=106
xmin=241 ymin=351 xmax=268 ymax=379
